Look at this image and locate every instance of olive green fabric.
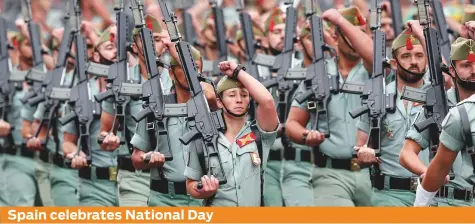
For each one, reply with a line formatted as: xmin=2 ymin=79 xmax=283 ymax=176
xmin=450 ymin=37 xmax=475 ymax=61
xmin=264 ymin=8 xmax=285 ymax=34
xmin=391 ymin=29 xmax=422 ymax=52
xmin=216 ymin=76 xmax=243 ymax=95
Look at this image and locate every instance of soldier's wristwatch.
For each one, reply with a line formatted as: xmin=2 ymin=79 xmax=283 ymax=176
xmin=232 ymin=64 xmax=246 ymax=79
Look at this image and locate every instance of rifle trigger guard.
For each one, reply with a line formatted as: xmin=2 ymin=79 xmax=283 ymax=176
xmin=307 ymin=101 xmax=316 ymax=110
xmin=146 ymin=122 xmax=155 ymax=130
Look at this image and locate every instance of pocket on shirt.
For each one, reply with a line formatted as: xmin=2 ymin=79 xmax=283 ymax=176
xmin=383 ymin=115 xmax=404 ymax=140
xmin=236 ymin=144 xmax=261 ymax=180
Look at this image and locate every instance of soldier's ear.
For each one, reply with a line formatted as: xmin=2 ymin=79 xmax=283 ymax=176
xmin=131 ymin=42 xmax=138 ymax=54
xmin=389 ymin=58 xmax=397 ymax=70
xmin=93 ymin=51 xmax=100 ymax=63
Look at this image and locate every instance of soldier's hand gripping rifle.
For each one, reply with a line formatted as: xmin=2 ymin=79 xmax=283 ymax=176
xmin=346 ymin=0 xmax=396 ymax=157
xmin=131 ymin=0 xmax=184 ymax=163
xmin=201 ymin=0 xmax=231 ymax=76
xmin=0 ymin=14 xmax=18 ymax=153
xmin=25 ymin=0 xmax=76 ymax=150
xmin=401 ymin=0 xmax=450 ymax=164
xmin=20 ymin=0 xmax=49 ymax=104
xmin=294 ymin=0 xmax=339 ymax=138
xmin=95 ymin=0 xmax=139 ymax=147
xmin=158 ymin=0 xmax=227 ymax=188
xmin=59 ymin=0 xmax=99 ymax=166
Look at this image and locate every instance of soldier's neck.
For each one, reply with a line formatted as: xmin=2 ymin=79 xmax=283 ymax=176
xmin=175 ymin=87 xmax=191 ymax=103
xmin=224 ymin=113 xmax=246 ymax=139
xmin=337 ymin=54 xmax=360 ymax=78
xmin=397 ymin=77 xmax=423 ymax=93
xmin=459 ymin=88 xmax=475 ymax=101
xmin=18 ymin=58 xmax=32 ymax=71
xmin=138 ymin=59 xmax=148 ymax=80
xmin=303 ymin=56 xmax=312 ymax=68
xmin=205 ymin=46 xmax=219 ymax=61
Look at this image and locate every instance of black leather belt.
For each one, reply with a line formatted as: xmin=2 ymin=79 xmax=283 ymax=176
xmin=150 ymin=179 xmax=187 ymax=195
xmin=436 ymin=186 xmax=474 ymax=202
xmin=373 ymin=174 xmax=418 ymax=191
xmin=79 ymin=166 xmax=117 ymax=181
xmin=118 ymin=157 xmax=150 ymax=173
xmin=284 ymin=147 xmax=311 ymax=163
xmin=315 ymin=157 xmax=361 ymax=171
xmin=1 ymin=146 xmax=17 ymax=155
xmin=39 ymin=150 xmax=49 ymax=163
xmin=20 ymin=145 xmax=34 ymax=158
xmin=268 ymin=149 xmax=281 ymax=161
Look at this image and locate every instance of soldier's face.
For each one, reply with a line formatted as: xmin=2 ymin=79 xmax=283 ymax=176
xmin=18 ymin=39 xmax=33 ymax=60
xmin=153 ymin=32 xmax=166 ymax=57
xmin=393 ymin=45 xmax=427 ymax=82
xmin=267 ymin=24 xmax=285 ymax=52
xmin=219 ymin=88 xmax=250 ymax=115
xmin=259 ymin=0 xmax=278 ymax=11
xmin=97 ymin=41 xmax=117 ymax=63
xmin=454 ymin=60 xmax=475 ymax=81
xmin=86 ymin=38 xmax=95 ymax=60
xmin=170 ymin=60 xmax=202 ymax=89
xmin=203 ymin=19 xmax=217 ymax=44
xmin=381 ymin=17 xmax=394 ymax=42
xmin=301 ymin=34 xmax=313 ymax=60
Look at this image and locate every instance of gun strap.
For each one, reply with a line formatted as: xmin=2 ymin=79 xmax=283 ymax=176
xmin=457 ymin=104 xmax=475 ymax=173
xmin=249 ymin=120 xmax=264 ymax=207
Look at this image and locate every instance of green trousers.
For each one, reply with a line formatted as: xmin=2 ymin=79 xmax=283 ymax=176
xmin=148 ymin=189 xmax=202 ymax=206
xmin=371 ymin=189 xmax=415 ymax=206
xmin=282 ymin=158 xmax=313 ymax=206
xmin=117 ymin=169 xmax=150 ymax=206
xmin=263 ymin=160 xmax=284 ymax=206
xmin=0 ymin=155 xmax=38 ymax=206
xmin=312 ymin=167 xmax=372 ymax=206
xmin=35 ymin=159 xmax=54 ymax=206
xmin=78 ymin=167 xmax=119 ymax=206
xmin=49 ymin=165 xmax=78 ymax=206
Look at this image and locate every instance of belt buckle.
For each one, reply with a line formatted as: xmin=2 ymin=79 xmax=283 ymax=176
xmin=109 ymin=167 xmax=118 ymax=181
xmin=146 ymin=122 xmax=155 ymax=130
xmin=350 ymin=158 xmax=360 ymax=171
xmin=410 ymin=178 xmax=419 ymax=192
xmin=307 ymin=101 xmax=316 ymax=110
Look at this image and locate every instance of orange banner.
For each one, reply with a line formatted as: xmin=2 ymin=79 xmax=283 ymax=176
xmin=0 ymin=207 xmax=474 ymax=223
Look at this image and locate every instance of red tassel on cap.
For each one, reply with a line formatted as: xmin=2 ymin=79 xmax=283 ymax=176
xmin=468 ymin=51 xmax=475 ymax=62
xmin=406 ymin=36 xmax=414 ymax=50
xmin=147 ymin=20 xmax=153 ymax=30
xmin=12 ymin=38 xmax=18 ymax=47
xmin=258 ymin=0 xmax=264 ymax=5
xmin=269 ymin=18 xmax=275 ymax=32
xmin=109 ymin=33 xmax=115 ymax=43
xmin=357 ymin=15 xmax=366 ymax=26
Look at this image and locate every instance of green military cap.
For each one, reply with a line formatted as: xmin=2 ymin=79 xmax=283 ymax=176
xmin=11 ymin=32 xmax=26 ymax=47
xmin=328 ymin=6 xmax=366 ymax=28
xmin=450 ymin=37 xmax=475 ymax=62
xmin=235 ymin=24 xmax=265 ymax=42
xmin=216 ymin=76 xmax=244 ymax=95
xmin=300 ymin=19 xmax=330 ymax=40
xmin=170 ymin=45 xmax=202 ymax=66
xmin=462 ymin=5 xmax=475 ymax=23
xmin=391 ymin=29 xmax=421 ymax=52
xmin=264 ymin=8 xmax=285 ymax=35
xmin=95 ymin=25 xmax=115 ymax=49
xmin=133 ymin=14 xmax=163 ymax=35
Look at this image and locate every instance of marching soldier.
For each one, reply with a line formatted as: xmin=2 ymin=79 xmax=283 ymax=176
xmin=355 ymin=23 xmax=430 ymax=206
xmin=62 ymin=26 xmax=120 ymax=206
xmin=185 ymin=60 xmax=279 ymax=206
xmin=414 ymin=37 xmax=475 ymax=206
xmin=130 ymin=42 xmax=215 ymax=206
xmin=98 ymin=15 xmax=172 ymax=206
xmin=286 ymin=7 xmax=374 ymax=206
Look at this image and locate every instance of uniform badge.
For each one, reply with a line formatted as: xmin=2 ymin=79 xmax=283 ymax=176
xmin=387 ymin=127 xmax=394 ymax=140
xmin=250 ymin=152 xmax=261 ymax=166
xmin=236 ymin=132 xmax=256 ymax=148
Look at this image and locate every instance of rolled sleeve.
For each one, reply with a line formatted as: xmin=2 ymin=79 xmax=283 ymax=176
xmin=21 ymin=105 xmax=37 ymax=122
xmin=290 ymin=83 xmax=308 ymax=111
xmin=440 ymin=110 xmax=465 ymax=152
xmin=184 ymin=148 xmax=203 ymax=181
xmin=101 ymin=100 xmax=115 ymax=114
xmin=33 ymin=103 xmax=45 ymax=120
xmin=356 ymin=120 xmax=370 ymax=134
xmin=61 ymin=106 xmax=77 ymax=135
xmin=405 ymin=129 xmax=430 ymax=149
xmin=256 ymin=121 xmax=278 ymax=147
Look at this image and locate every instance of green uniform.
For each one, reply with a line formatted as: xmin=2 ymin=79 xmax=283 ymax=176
xmin=185 ymin=121 xmax=278 ymax=206
xmin=32 ymin=69 xmax=78 ymax=206
xmin=0 ymin=68 xmax=39 ymax=206
xmin=102 ymin=65 xmax=172 ymax=206
xmin=292 ymin=59 xmax=372 ymax=206
xmin=62 ymin=77 xmax=119 ymax=206
xmin=357 ymin=81 xmax=430 ymax=206
xmin=131 ymin=115 xmax=202 ymax=206
xmin=406 ymin=88 xmax=473 ymax=206
xmin=438 ymin=95 xmax=475 ymax=206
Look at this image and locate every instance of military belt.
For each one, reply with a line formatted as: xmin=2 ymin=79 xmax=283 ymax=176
xmin=315 ymin=157 xmax=362 ymax=172
xmin=373 ymin=174 xmax=418 ymax=191
xmin=268 ymin=149 xmax=282 ymax=161
xmin=284 ymin=146 xmax=311 ymax=163
xmin=436 ymin=186 xmax=474 ymax=202
xmin=117 ymin=156 xmax=150 ymax=173
xmin=150 ymin=179 xmax=187 ymax=195
xmin=79 ymin=166 xmax=118 ymax=181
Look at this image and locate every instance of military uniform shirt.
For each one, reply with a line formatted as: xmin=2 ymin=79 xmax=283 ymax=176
xmin=291 ymin=59 xmax=370 ymax=159
xmin=184 ymin=121 xmax=278 ymax=206
xmin=405 ymin=88 xmax=472 ymax=190
xmin=131 ymin=116 xmax=189 ymax=182
xmin=357 ymin=81 xmax=430 ymax=177
xmin=102 ymin=64 xmax=173 ymax=158
xmin=439 ymin=94 xmax=475 ymax=185
xmin=62 ymin=77 xmax=117 ymax=167
xmin=33 ymin=70 xmax=75 ymax=155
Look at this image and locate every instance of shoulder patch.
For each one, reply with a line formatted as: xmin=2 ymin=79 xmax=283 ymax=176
xmin=236 ymin=132 xmax=256 ymax=148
